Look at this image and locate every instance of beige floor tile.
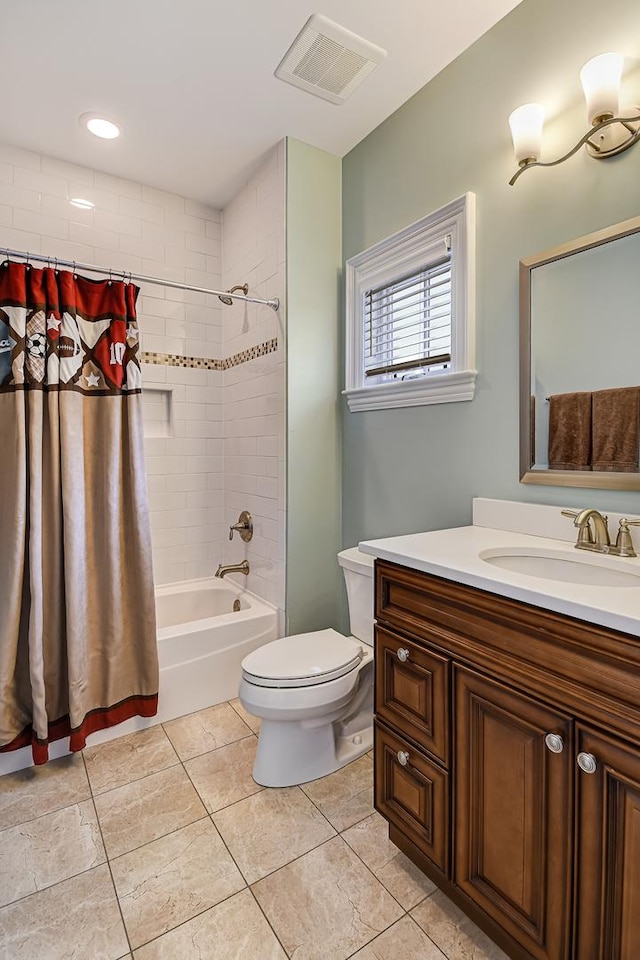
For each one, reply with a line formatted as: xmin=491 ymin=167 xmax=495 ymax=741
xmin=163 ymin=702 xmax=252 ymax=760
xmin=94 ymin=765 xmax=206 ymax=858
xmin=0 ymin=753 xmax=90 ymax=831
xmin=300 ymin=754 xmax=373 ymax=831
xmin=133 ymin=888 xmax=286 ymax=960
xmin=184 ymin=735 xmax=262 ymax=812
xmin=212 ymin=786 xmax=335 ymax=883
xmin=350 ymin=916 xmax=447 ymax=959
xmin=412 ymin=888 xmax=511 ymax=960
xmin=111 ymin=818 xmax=245 ymax=949
xmin=253 ymin=835 xmax=403 ymax=960
xmin=0 ymin=863 xmax=129 ymax=960
xmin=342 ymin=811 xmax=436 ymax=909
xmin=229 ymin=697 xmax=261 ymax=732
xmin=84 ymin=725 xmax=179 ymax=795
xmin=0 ymin=799 xmax=105 ymax=907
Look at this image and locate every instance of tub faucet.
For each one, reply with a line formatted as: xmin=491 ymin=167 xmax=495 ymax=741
xmin=562 ymin=508 xmax=611 ymax=553
xmin=215 ymin=560 xmax=250 ymax=579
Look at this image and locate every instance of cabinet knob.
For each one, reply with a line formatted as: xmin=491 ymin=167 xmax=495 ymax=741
xmin=397 ymin=750 xmax=410 ymax=766
xmin=396 ymin=648 xmax=410 ymax=662
xmin=544 ymin=733 xmax=565 ymax=754
xmin=577 ymin=752 xmax=598 ymax=775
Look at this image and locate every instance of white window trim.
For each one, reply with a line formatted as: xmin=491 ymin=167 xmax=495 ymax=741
xmin=344 ymin=192 xmax=476 ymax=412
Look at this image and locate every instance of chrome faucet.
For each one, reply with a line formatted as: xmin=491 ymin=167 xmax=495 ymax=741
xmin=215 ymin=560 xmax=250 ymax=579
xmin=562 ymin=508 xmax=611 ymax=553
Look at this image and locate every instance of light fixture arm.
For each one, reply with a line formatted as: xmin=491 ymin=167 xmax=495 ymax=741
xmin=509 ymin=111 xmax=640 ymax=185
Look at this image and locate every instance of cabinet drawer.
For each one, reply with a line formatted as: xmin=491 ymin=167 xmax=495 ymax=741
xmin=374 ymin=720 xmax=449 ymax=875
xmin=375 ymin=625 xmax=449 ymax=765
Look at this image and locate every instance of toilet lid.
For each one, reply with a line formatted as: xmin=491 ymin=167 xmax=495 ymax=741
xmin=242 ymin=629 xmax=364 ymax=688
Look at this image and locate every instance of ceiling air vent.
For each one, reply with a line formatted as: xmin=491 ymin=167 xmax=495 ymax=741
xmin=275 ymin=14 xmax=386 ymax=105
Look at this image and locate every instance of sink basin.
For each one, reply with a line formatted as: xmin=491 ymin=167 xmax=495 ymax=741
xmin=479 ymin=548 xmax=640 ymax=588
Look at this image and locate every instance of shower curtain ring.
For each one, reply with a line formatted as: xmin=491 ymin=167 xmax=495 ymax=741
xmin=108 ymin=267 xmax=113 ymax=286
xmin=26 ymin=251 xmax=31 ymax=269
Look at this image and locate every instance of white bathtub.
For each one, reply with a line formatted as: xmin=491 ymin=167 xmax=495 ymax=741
xmin=0 ymin=577 xmax=278 ymax=775
xmin=154 ymin=577 xmax=278 ymax=722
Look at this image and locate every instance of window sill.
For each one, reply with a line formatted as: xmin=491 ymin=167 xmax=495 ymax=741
xmin=343 ymin=369 xmax=477 ymax=412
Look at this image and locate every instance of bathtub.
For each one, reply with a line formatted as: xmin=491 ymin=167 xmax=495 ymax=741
xmin=0 ymin=577 xmax=278 ymax=775
xmin=153 ymin=576 xmax=278 ymax=722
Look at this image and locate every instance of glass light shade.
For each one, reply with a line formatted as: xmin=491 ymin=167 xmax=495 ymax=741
xmin=509 ymin=103 xmax=545 ymax=165
xmin=85 ymin=116 xmax=120 ymax=139
xmin=580 ymin=53 xmax=623 ymax=124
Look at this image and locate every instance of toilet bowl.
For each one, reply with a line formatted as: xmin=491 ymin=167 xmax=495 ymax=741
xmin=239 ymin=547 xmax=375 ymax=787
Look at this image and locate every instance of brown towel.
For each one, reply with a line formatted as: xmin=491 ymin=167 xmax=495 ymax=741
xmin=592 ymin=386 xmax=640 ymax=472
xmin=548 ymin=391 xmax=592 ymax=470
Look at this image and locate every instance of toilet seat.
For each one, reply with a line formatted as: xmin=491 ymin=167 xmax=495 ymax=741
xmin=242 ymin=629 xmax=364 ymax=688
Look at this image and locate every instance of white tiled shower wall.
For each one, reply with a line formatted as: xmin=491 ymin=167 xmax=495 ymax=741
xmin=0 ymin=141 xmax=285 ymax=616
xmin=221 ymin=143 xmax=286 ymax=613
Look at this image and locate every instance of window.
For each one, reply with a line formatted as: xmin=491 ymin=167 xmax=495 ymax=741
xmin=344 ymin=193 xmax=476 ymax=411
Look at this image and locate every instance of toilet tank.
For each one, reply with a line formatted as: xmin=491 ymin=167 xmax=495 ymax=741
xmin=337 ymin=547 xmax=375 ymax=647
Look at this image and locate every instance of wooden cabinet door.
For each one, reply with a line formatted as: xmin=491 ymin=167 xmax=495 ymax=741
xmin=455 ymin=667 xmax=572 ymax=960
xmin=375 ymin=720 xmax=449 ymax=874
xmin=375 ymin=625 xmax=449 ymax=764
xmin=574 ymin=725 xmax=640 ymax=960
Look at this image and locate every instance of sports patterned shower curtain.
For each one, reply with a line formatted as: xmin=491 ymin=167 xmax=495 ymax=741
xmin=0 ymin=260 xmax=158 ymax=764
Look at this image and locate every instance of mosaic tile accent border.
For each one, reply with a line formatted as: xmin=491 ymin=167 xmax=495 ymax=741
xmin=141 ymin=337 xmax=278 ymax=371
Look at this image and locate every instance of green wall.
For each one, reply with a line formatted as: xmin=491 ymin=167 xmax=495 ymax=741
xmin=342 ymin=0 xmax=640 ymax=551
xmin=286 ymin=139 xmax=343 ymax=634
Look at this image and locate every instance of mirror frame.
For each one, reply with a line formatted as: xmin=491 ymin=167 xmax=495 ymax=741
xmin=520 ymin=213 xmax=640 ymax=489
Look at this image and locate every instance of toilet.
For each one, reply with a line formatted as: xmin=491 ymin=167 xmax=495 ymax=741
xmin=239 ymin=547 xmax=375 ymax=787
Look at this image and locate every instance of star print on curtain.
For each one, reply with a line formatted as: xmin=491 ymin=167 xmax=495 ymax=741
xmin=0 ymin=260 xmax=158 ymax=764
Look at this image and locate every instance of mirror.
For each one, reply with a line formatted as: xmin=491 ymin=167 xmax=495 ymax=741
xmin=520 ymin=214 xmax=640 ymax=489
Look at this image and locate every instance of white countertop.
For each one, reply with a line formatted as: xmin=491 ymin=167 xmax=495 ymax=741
xmin=359 ymin=524 xmax=640 ymax=638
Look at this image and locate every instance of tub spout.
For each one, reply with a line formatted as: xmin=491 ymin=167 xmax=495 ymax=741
xmin=215 ymin=560 xmax=250 ymax=579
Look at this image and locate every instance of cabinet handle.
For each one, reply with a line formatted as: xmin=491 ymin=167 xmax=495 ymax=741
xmin=577 ymin=752 xmax=598 ymax=774
xmin=397 ymin=750 xmax=410 ymax=766
xmin=396 ymin=648 xmax=410 ymax=662
xmin=544 ymin=733 xmax=565 ymax=754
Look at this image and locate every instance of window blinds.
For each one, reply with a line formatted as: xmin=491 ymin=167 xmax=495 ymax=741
xmin=363 ymin=253 xmax=452 ymax=381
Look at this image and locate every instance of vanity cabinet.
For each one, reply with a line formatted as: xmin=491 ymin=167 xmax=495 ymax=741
xmin=373 ymin=559 xmax=640 ymax=960
xmin=573 ymin=726 xmax=640 ymax=960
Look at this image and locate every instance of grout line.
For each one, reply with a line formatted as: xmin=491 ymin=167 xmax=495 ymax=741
xmin=247 ymin=886 xmax=291 ymax=958
xmin=125 ymin=886 xmax=250 ymax=954
xmin=179 ymin=735 xmax=263 ymax=816
xmin=83 ymin=728 xmax=181 ymax=799
xmin=86 ymin=755 xmax=184 ymax=800
xmin=85 ymin=760 xmax=135 ymax=957
xmin=162 ymin=729 xmax=255 ymax=765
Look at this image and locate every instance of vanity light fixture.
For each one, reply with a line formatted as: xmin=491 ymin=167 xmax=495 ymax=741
xmin=508 ymin=52 xmax=640 ymax=185
xmin=81 ymin=113 xmax=121 ymax=140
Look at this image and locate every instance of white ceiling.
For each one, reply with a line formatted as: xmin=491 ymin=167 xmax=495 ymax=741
xmin=1 ymin=0 xmax=522 ymax=208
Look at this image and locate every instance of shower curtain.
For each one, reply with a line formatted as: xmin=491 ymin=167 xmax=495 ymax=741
xmin=0 ymin=260 xmax=158 ymax=764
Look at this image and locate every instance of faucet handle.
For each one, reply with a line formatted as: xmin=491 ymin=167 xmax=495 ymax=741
xmin=611 ymin=518 xmax=640 ymax=558
xmin=561 ymin=509 xmax=594 ymax=545
xmin=229 ymin=510 xmax=253 ymax=542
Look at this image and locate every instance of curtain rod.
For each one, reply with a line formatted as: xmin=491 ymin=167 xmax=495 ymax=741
xmin=1 ymin=246 xmax=280 ymax=311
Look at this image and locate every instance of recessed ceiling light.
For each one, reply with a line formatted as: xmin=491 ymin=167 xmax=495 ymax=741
xmin=69 ymin=198 xmax=95 ymax=210
xmin=81 ymin=113 xmax=121 ymax=139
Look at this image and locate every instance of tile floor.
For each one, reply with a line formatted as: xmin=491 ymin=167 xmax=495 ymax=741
xmin=0 ymin=699 xmax=509 ymax=960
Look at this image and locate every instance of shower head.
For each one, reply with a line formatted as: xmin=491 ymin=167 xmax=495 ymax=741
xmin=218 ymin=283 xmax=249 ymax=306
